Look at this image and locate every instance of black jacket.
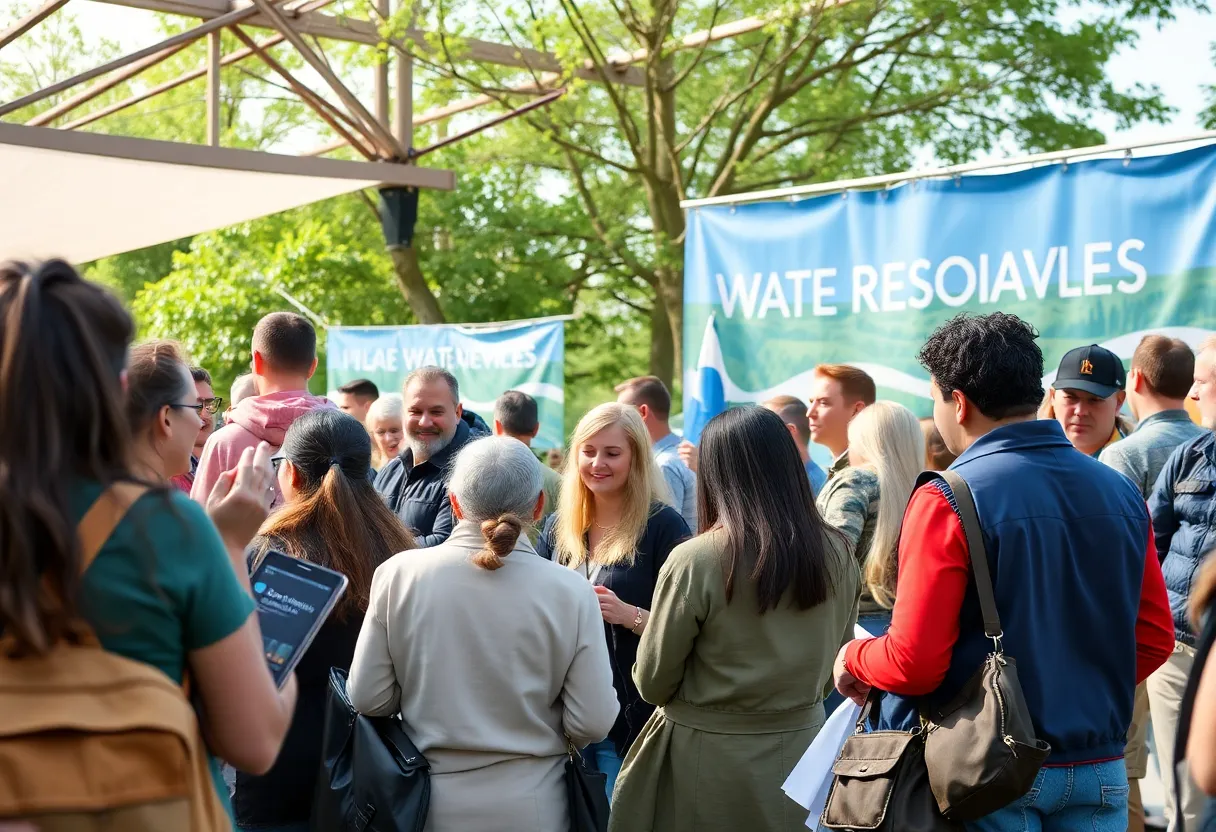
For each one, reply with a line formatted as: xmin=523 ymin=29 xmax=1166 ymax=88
xmin=374 ymin=411 xmax=488 ymax=547
xmin=535 ymin=502 xmax=691 ymax=756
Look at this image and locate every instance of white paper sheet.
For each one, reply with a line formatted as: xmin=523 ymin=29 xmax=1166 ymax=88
xmin=782 ymin=623 xmax=874 ymax=830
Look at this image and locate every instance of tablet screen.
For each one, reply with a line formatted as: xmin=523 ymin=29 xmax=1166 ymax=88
xmin=251 ymin=551 xmax=347 ymax=687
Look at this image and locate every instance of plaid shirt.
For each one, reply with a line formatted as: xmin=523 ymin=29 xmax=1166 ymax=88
xmin=816 ymin=465 xmax=881 ymax=613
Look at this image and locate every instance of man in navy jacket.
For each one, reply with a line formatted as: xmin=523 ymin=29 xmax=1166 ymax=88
xmin=374 ymin=366 xmax=489 ymax=547
xmin=1147 ymin=335 xmax=1216 ymax=831
xmin=834 ymin=313 xmax=1174 ymax=832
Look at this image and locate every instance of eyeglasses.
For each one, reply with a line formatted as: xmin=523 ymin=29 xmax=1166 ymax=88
xmin=169 ymin=398 xmax=224 ymax=416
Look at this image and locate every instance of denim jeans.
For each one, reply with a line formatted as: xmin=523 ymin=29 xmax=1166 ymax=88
xmin=966 ymin=759 xmax=1129 ymax=832
xmin=581 ymin=738 xmax=623 ymax=800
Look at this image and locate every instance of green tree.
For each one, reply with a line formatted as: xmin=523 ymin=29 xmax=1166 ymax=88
xmin=408 ymin=0 xmax=1203 ymax=388
xmin=1203 ymin=42 xmax=1216 ymax=129
xmin=129 ymin=149 xmax=608 ymax=409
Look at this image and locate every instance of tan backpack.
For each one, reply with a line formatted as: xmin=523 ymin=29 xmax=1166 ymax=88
xmin=0 ymin=483 xmax=232 ymax=832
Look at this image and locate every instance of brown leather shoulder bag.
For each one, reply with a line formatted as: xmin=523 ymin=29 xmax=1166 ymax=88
xmin=820 ymin=689 xmax=958 ymax=832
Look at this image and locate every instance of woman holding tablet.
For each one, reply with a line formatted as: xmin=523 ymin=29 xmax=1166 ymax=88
xmin=348 ymin=435 xmax=619 ymax=832
xmin=0 ymin=260 xmax=294 ymax=823
xmin=235 ymin=409 xmax=416 ymax=832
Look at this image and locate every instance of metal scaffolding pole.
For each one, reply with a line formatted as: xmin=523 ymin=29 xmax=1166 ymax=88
xmin=206 ymin=30 xmax=221 ymax=145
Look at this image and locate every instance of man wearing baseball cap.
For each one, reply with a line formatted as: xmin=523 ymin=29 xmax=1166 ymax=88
xmin=1049 ymin=344 xmax=1130 ymax=457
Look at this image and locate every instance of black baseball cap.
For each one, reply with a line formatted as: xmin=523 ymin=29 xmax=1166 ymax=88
xmin=1054 ymin=344 xmax=1126 ymax=399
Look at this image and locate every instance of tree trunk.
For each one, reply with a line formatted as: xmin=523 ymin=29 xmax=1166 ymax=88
xmin=649 ymin=295 xmax=674 ymax=384
xmin=389 ymin=246 xmax=445 ymax=324
xmin=643 ymin=50 xmax=687 ymax=394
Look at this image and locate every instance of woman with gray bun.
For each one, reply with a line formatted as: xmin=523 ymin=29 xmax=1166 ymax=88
xmin=347 ymin=435 xmax=619 ymax=831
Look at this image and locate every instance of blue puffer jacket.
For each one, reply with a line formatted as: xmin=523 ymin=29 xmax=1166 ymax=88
xmin=1148 ymin=431 xmax=1216 ymax=645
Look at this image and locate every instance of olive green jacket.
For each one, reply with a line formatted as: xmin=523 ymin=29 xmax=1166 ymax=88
xmin=609 ymin=528 xmax=859 ymax=832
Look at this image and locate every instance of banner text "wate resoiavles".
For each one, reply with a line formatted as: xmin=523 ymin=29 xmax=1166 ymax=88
xmin=715 ymin=240 xmax=1147 ymax=319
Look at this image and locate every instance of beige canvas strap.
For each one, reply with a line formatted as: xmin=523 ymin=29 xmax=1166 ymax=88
xmin=77 ymin=482 xmax=149 ymax=574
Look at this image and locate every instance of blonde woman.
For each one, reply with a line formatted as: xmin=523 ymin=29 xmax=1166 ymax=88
xmin=847 ymin=401 xmax=925 ymax=617
xmin=365 ymin=393 xmax=403 ymax=471
xmin=816 ymin=401 xmax=923 ymax=635
xmin=535 ymin=403 xmax=691 ymax=797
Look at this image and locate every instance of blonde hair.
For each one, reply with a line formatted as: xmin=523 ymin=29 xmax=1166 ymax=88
xmin=553 ymin=402 xmax=667 ymax=569
xmin=366 ymin=393 xmax=403 ymax=469
xmin=847 ymin=401 xmax=925 ymax=609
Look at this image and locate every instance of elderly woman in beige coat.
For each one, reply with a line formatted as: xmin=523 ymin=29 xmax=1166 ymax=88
xmin=610 ymin=406 xmax=859 ymax=832
xmin=347 ymin=435 xmax=619 ymax=832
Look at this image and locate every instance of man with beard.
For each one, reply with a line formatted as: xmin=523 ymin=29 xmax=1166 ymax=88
xmin=375 ymin=366 xmax=487 ymax=546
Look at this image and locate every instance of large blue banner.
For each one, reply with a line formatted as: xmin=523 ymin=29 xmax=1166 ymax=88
xmin=683 ymin=143 xmax=1216 ymax=445
xmin=327 ymin=319 xmax=565 ymax=449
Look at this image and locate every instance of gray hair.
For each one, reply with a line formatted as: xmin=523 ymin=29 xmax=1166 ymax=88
xmin=230 ymin=373 xmax=258 ymax=405
xmin=404 ymin=365 xmax=459 ymax=404
xmin=366 ymin=392 xmax=403 ymax=424
xmin=449 ymin=436 xmax=543 ymax=524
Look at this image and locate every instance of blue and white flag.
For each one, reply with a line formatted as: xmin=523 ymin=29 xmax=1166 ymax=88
xmin=683 ymin=314 xmax=727 ymax=444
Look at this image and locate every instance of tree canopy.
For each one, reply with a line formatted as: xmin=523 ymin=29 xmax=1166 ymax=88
xmin=2 ymin=0 xmax=1209 ymax=434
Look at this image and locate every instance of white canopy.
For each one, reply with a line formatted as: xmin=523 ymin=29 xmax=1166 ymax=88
xmin=0 ymin=122 xmax=454 ymax=264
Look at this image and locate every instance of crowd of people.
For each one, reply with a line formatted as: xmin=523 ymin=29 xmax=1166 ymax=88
xmin=3 ymin=258 xmax=1216 ymax=832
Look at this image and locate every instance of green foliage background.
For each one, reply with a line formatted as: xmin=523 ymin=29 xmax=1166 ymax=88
xmin=3 ymin=0 xmax=1213 ymax=438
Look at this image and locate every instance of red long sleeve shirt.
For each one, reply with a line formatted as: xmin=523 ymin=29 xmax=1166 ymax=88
xmin=845 ymin=484 xmax=1176 ymax=696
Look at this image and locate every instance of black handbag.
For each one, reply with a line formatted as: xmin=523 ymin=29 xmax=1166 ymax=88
xmin=312 ymin=667 xmax=430 ymax=832
xmin=564 ymin=742 xmax=609 ymax=832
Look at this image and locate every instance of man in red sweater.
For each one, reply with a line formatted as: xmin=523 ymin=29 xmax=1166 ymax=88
xmin=833 ymin=312 xmax=1174 ymax=832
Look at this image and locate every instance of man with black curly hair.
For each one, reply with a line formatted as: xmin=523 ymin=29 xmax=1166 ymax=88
xmin=833 ymin=312 xmax=1174 ymax=831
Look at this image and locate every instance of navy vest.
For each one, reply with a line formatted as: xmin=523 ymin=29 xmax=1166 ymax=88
xmin=878 ymin=420 xmax=1149 ymax=765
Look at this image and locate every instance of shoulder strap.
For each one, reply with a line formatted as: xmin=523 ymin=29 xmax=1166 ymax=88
xmin=77 ymin=482 xmax=150 ymax=574
xmin=77 ymin=483 xmax=199 ymax=697
xmin=919 ymin=470 xmax=1003 ymax=642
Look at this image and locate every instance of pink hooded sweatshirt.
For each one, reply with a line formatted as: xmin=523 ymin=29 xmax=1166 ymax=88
xmin=191 ymin=390 xmax=335 ymax=508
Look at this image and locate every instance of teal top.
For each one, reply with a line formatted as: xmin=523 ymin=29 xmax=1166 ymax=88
xmin=73 ymin=480 xmax=256 ymax=819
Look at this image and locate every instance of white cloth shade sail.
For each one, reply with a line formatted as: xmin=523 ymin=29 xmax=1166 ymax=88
xmin=0 ymin=122 xmax=454 ymax=264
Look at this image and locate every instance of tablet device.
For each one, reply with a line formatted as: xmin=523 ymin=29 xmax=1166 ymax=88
xmin=250 ymin=550 xmax=348 ymax=688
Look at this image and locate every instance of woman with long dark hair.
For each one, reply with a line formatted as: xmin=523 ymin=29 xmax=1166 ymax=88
xmin=0 ymin=260 xmax=296 ymax=820
xmin=234 ymin=409 xmax=416 ymax=832
xmin=610 ymin=406 xmax=859 ymax=831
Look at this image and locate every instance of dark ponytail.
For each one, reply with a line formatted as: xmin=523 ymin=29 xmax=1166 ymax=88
xmin=255 ymin=409 xmax=415 ymax=618
xmin=473 ymin=515 xmax=524 ymax=571
xmin=0 ymin=260 xmax=135 ymax=656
